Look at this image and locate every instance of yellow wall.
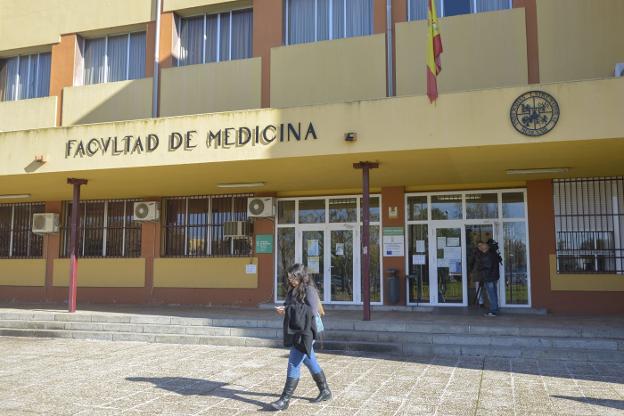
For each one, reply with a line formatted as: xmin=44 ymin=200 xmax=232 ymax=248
xmin=396 ymin=8 xmax=528 ymax=96
xmin=52 ymin=258 xmax=145 ymax=287
xmin=270 ymin=34 xmax=387 ymax=108
xmin=160 ymin=58 xmax=261 ymax=117
xmin=549 ymin=255 xmax=624 ymax=291
xmin=0 ymin=0 xmax=153 ymax=52
xmin=154 ymin=257 xmax=258 ymax=288
xmin=537 ymin=0 xmax=624 ymax=83
xmin=0 ymin=97 xmax=57 ymax=132
xmin=61 ymin=79 xmax=153 ymax=126
xmin=0 ymin=259 xmax=46 ymax=286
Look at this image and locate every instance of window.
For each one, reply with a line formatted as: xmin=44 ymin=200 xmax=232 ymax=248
xmin=408 ymin=0 xmax=512 ymax=20
xmin=163 ymin=195 xmax=251 ymax=257
xmin=554 ymin=177 xmax=624 ymax=274
xmin=60 ymin=200 xmax=142 ymax=257
xmin=177 ymin=9 xmax=253 ymax=66
xmin=0 ymin=203 xmax=44 ymax=258
xmin=0 ymin=53 xmax=51 ymax=101
xmin=82 ymin=32 xmax=146 ymax=85
xmin=284 ymin=0 xmax=373 ymax=45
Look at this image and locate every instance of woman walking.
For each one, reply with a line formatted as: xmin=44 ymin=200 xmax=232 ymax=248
xmin=270 ymin=264 xmax=332 ymax=411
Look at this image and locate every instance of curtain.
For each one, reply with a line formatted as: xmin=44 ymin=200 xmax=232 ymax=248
xmin=331 ymin=0 xmax=344 ymax=40
xmin=35 ymin=53 xmax=51 ymax=98
xmin=179 ymin=16 xmax=204 ymax=66
xmin=128 ymin=32 xmax=146 ymax=79
xmin=231 ymin=9 xmax=253 ymax=60
xmin=476 ymin=0 xmax=510 ymax=12
xmin=107 ymin=34 xmax=128 ymax=82
xmin=288 ymin=0 xmax=315 ymax=45
xmin=17 ymin=55 xmax=29 ymax=99
xmin=84 ymin=37 xmax=106 ymax=85
xmin=409 ymin=0 xmax=442 ymax=20
xmin=346 ymin=0 xmax=372 ymax=38
xmin=219 ymin=13 xmax=231 ymax=61
xmin=205 ymin=14 xmax=219 ymax=62
xmin=2 ymin=57 xmax=18 ymax=101
xmin=317 ymin=0 xmax=330 ymax=41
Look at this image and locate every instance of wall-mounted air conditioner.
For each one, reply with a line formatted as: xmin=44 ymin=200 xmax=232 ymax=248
xmin=247 ymin=197 xmax=275 ymax=218
xmin=32 ymin=213 xmax=59 ymax=234
xmin=133 ymin=201 xmax=160 ymax=222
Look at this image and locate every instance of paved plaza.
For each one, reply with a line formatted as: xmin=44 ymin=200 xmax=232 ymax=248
xmin=1 ymin=337 xmax=624 ymax=416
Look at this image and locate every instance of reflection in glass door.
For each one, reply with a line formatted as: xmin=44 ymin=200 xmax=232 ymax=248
xmin=432 ymin=227 xmax=465 ymax=304
xmin=465 ymin=224 xmax=494 ymax=306
xmin=302 ymin=230 xmax=324 ymax=299
xmin=330 ymin=229 xmax=354 ymax=302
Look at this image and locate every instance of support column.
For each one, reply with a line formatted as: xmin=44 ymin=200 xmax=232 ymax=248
xmin=141 ymin=197 xmax=161 ymax=304
xmin=49 ymin=34 xmax=78 ymax=126
xmin=252 ymin=0 xmax=283 ymax=108
xmin=354 ymin=162 xmax=379 ymax=321
xmin=43 ymin=201 xmax=62 ymax=301
xmin=67 ymin=178 xmax=87 ymax=312
xmin=381 ymin=186 xmax=406 ymax=305
xmin=513 ymin=0 xmax=540 ymax=84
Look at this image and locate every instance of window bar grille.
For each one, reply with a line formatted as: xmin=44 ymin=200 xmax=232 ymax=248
xmin=8 ymin=206 xmax=15 ymax=257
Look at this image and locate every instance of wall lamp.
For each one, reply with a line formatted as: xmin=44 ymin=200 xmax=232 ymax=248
xmin=506 ymin=167 xmax=570 ymax=175
xmin=0 ymin=194 xmax=31 ymax=200
xmin=217 ymin=182 xmax=266 ymax=188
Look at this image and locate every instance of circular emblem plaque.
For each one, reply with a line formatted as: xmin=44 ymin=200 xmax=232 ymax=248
xmin=510 ymin=91 xmax=560 ymax=137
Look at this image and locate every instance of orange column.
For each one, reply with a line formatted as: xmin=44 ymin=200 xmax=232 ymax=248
xmin=43 ymin=201 xmax=62 ymax=300
xmin=513 ymin=0 xmax=540 ymax=84
xmin=253 ymin=192 xmax=277 ymax=304
xmin=381 ymin=186 xmax=406 ymax=305
xmin=145 ymin=21 xmax=157 ymax=78
xmin=393 ymin=0 xmax=408 ymax=97
xmin=141 ymin=198 xmax=162 ymax=303
xmin=157 ymin=12 xmax=175 ymax=116
xmin=252 ymin=0 xmax=283 ymax=108
xmin=49 ymin=34 xmax=77 ymax=126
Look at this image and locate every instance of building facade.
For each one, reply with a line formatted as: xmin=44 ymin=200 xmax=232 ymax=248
xmin=0 ymin=0 xmax=623 ymax=314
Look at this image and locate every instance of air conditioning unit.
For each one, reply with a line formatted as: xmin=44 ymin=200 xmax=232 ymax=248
xmin=223 ymin=221 xmax=251 ymax=238
xmin=615 ymin=63 xmax=624 ymax=78
xmin=133 ymin=201 xmax=160 ymax=222
xmin=32 ymin=213 xmax=59 ymax=234
xmin=247 ymin=197 xmax=275 ymax=218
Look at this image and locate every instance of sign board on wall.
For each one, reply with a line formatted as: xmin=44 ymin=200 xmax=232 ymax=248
xmin=255 ymin=234 xmax=273 ymax=254
xmin=383 ymin=227 xmax=404 ymax=257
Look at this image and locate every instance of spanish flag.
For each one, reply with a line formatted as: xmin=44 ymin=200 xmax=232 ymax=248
xmin=426 ymin=0 xmax=443 ymax=103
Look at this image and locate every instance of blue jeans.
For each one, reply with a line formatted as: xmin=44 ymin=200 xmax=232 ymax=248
xmin=287 ymin=343 xmax=322 ymax=379
xmin=484 ymin=281 xmax=499 ymax=314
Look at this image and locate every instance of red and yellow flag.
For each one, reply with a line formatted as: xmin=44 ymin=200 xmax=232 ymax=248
xmin=426 ymin=0 xmax=443 ymax=103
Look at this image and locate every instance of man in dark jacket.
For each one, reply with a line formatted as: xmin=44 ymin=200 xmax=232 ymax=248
xmin=474 ymin=241 xmax=501 ymax=316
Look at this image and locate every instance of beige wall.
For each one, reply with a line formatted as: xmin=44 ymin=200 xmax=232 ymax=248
xmin=271 ymin=34 xmax=387 ymax=108
xmin=61 ymin=79 xmax=153 ymax=126
xmin=0 ymin=97 xmax=57 ymax=132
xmin=160 ymin=58 xmax=261 ymax=117
xmin=396 ymin=8 xmax=528 ymax=96
xmin=0 ymin=259 xmax=46 ymax=286
xmin=52 ymin=258 xmax=145 ymax=287
xmin=0 ymin=0 xmax=153 ymax=52
xmin=154 ymin=257 xmax=258 ymax=288
xmin=549 ymin=255 xmax=624 ymax=292
xmin=537 ymin=0 xmax=624 ymax=83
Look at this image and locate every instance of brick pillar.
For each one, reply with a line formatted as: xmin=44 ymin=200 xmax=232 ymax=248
xmin=253 ymin=193 xmax=277 ymax=304
xmin=526 ymin=179 xmax=555 ymax=310
xmin=141 ymin=198 xmax=162 ymax=303
xmin=49 ymin=34 xmax=77 ymax=126
xmin=145 ymin=21 xmax=157 ymax=78
xmin=381 ymin=186 xmax=406 ymax=305
xmin=252 ymin=0 xmax=283 ymax=108
xmin=157 ymin=11 xmax=175 ymax=116
xmin=513 ymin=0 xmax=540 ymax=84
xmin=43 ymin=201 xmax=62 ymax=301
xmin=392 ymin=0 xmax=408 ymax=97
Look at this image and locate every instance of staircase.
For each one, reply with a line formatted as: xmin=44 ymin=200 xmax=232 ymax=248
xmin=1 ymin=308 xmax=623 ymax=362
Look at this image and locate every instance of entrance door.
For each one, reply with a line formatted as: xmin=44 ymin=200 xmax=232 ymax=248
xmin=301 ymin=229 xmax=325 ymax=300
xmin=465 ymin=223 xmax=497 ymax=306
xmin=329 ymin=228 xmax=356 ymax=302
xmin=430 ymin=225 xmax=466 ymax=305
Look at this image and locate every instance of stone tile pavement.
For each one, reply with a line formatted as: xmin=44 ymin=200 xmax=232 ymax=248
xmin=1 ymin=337 xmax=623 ymax=416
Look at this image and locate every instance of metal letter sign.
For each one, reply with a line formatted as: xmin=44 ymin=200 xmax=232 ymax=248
xmin=510 ymin=91 xmax=560 ymax=137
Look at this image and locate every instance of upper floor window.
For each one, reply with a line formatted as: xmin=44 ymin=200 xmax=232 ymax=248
xmin=284 ymin=0 xmax=373 ymax=45
xmin=82 ymin=32 xmax=146 ymax=85
xmin=408 ymin=0 xmax=512 ymax=20
xmin=60 ymin=200 xmax=142 ymax=258
xmin=177 ymin=9 xmax=253 ymax=66
xmin=0 ymin=53 xmax=51 ymax=101
xmin=0 ymin=203 xmax=44 ymax=258
xmin=554 ymin=177 xmax=624 ymax=274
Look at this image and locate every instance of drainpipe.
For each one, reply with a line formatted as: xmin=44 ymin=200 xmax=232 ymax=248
xmin=152 ymin=0 xmax=162 ymax=118
xmin=386 ymin=0 xmax=394 ymax=97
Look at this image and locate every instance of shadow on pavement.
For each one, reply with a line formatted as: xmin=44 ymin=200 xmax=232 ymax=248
xmin=551 ymin=395 xmax=624 ymax=410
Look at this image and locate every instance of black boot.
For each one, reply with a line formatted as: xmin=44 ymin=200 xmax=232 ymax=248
xmin=270 ymin=377 xmax=299 ymax=411
xmin=311 ymin=371 xmax=332 ymax=403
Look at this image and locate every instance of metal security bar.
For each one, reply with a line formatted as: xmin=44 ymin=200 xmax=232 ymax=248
xmin=163 ymin=194 xmax=251 ymax=257
xmin=0 ymin=203 xmax=44 ymax=258
xmin=60 ymin=200 xmax=141 ymax=258
xmin=554 ymin=177 xmax=624 ymax=274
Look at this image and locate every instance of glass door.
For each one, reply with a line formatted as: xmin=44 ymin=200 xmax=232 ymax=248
xmin=430 ymin=225 xmax=466 ymax=305
xmin=329 ymin=228 xmax=355 ymax=302
xmin=301 ymin=229 xmax=324 ymax=300
xmin=465 ymin=223 xmax=497 ymax=306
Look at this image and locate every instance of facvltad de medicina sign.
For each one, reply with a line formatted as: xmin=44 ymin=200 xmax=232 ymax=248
xmin=64 ymin=122 xmax=318 ymax=158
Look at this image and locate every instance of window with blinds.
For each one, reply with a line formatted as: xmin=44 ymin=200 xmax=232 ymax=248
xmin=554 ymin=177 xmax=624 ymax=274
xmin=408 ymin=0 xmax=512 ymax=20
xmin=0 ymin=53 xmax=51 ymax=101
xmin=0 ymin=203 xmax=44 ymax=258
xmin=82 ymin=32 xmax=146 ymax=85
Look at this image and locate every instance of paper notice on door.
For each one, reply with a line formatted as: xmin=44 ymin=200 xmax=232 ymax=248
xmin=416 ymin=240 xmax=426 ymax=253
xmin=335 ymin=243 xmax=345 ymax=256
xmin=437 ymin=258 xmax=449 ymax=268
xmin=307 ymin=239 xmax=320 ymax=256
xmin=446 ymin=237 xmax=460 ymax=247
xmin=437 ymin=237 xmax=447 ymax=249
xmin=444 ymin=247 xmax=462 ymax=261
xmin=412 ymin=254 xmax=426 ymax=265
xmin=307 ymin=256 xmax=320 ymax=274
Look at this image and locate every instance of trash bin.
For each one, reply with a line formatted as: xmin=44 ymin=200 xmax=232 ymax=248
xmin=387 ymin=268 xmax=400 ymax=305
